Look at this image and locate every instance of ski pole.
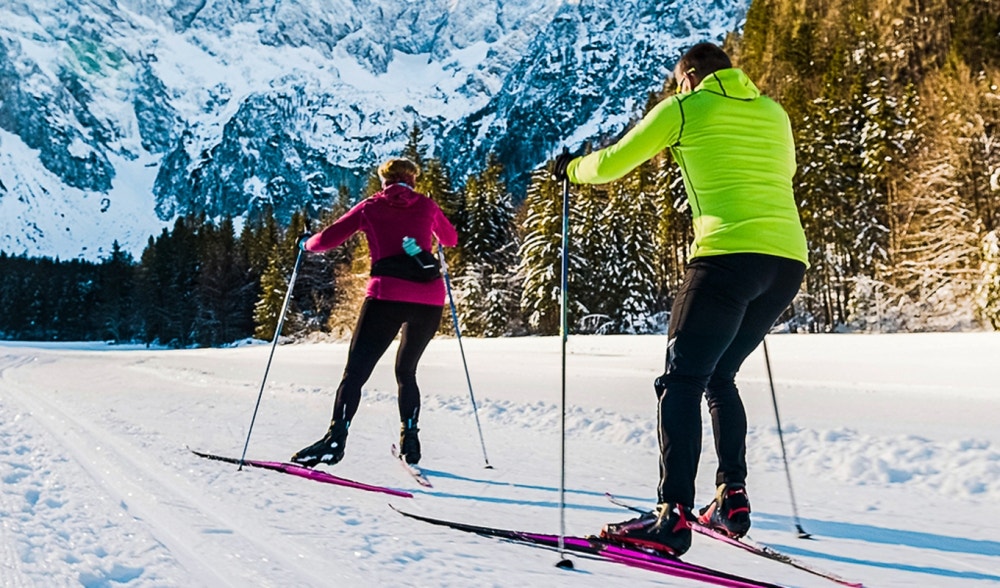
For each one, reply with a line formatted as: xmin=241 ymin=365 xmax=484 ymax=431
xmin=762 ymin=337 xmax=811 ymax=539
xmin=438 ymin=247 xmax=493 ymax=469
xmin=239 ymin=245 xmax=305 ymax=471
xmin=556 ymin=150 xmax=573 ymax=569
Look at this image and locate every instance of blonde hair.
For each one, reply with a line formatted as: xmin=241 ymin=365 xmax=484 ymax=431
xmin=378 ymin=158 xmax=420 ymax=186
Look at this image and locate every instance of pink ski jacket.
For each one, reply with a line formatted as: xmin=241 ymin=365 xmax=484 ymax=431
xmin=303 ymin=184 xmax=458 ymax=306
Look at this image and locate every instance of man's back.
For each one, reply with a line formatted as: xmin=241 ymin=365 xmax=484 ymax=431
xmin=670 ymin=68 xmax=807 ymax=264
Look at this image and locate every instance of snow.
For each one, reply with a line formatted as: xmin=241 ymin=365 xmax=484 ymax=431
xmin=0 ymin=129 xmax=167 ymax=259
xmin=1 ymin=332 xmax=998 ymax=587
xmin=2 ymin=0 xmax=550 ymax=261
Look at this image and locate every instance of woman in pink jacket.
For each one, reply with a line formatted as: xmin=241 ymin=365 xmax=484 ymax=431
xmin=291 ymin=158 xmax=458 ymax=467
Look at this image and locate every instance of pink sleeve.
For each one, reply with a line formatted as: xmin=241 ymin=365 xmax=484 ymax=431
xmin=305 ymin=202 xmax=364 ymax=252
xmin=432 ymin=205 xmax=458 ymax=247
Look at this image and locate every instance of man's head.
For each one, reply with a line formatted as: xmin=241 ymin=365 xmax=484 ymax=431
xmin=378 ymin=157 xmax=420 ymax=187
xmin=674 ymin=42 xmax=733 ymax=93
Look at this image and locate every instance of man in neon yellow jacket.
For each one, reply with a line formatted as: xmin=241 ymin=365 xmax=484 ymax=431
xmin=555 ymin=42 xmax=808 ymax=556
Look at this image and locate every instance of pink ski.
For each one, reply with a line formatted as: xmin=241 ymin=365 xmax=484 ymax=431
xmin=391 ymin=444 xmax=433 ymax=487
xmin=192 ymin=449 xmax=413 ymax=498
xmin=605 ymin=493 xmax=863 ymax=587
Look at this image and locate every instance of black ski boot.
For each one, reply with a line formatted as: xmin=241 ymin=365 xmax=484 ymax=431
xmin=601 ymin=502 xmax=693 ymax=556
xmin=290 ymin=420 xmax=349 ymax=467
xmin=399 ymin=420 xmax=421 ymax=465
xmin=698 ymin=483 xmax=751 ymax=538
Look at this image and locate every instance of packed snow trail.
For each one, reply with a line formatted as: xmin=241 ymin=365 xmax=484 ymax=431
xmin=0 ymin=334 xmax=998 ymax=587
xmin=1 ymin=354 xmax=367 ymax=587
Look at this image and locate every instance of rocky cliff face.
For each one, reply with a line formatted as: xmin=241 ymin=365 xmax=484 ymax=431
xmin=0 ymin=36 xmax=116 ymax=193
xmin=0 ymin=0 xmax=749 ymax=259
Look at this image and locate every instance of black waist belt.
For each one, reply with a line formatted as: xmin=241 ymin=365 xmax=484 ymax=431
xmin=370 ymin=252 xmax=441 ymax=283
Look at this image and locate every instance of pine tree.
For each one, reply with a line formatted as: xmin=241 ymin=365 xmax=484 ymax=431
xmin=325 ymin=234 xmax=370 ymax=338
xmin=96 ymin=240 xmax=137 ymax=342
xmin=137 ymin=217 xmax=200 ymax=347
xmin=295 ymin=209 xmax=341 ymax=335
xmin=734 ymin=0 xmax=1000 ymax=331
xmin=253 ymin=212 xmax=309 ymax=340
xmin=882 ymin=62 xmax=997 ymax=331
xmin=463 ymin=154 xmax=513 ymax=261
xmin=605 ymin=164 xmax=660 ymax=333
xmin=420 ymin=158 xmax=462 ymax=232
xmin=0 ymin=252 xmax=11 ymax=337
xmin=254 ymin=251 xmax=290 ymax=341
xmin=241 ymin=209 xmax=281 ymax=279
xmin=788 ymin=21 xmax=919 ymax=329
xmin=453 ymin=155 xmax=522 ymax=336
xmin=325 ymin=180 xmax=375 ymax=338
xmin=653 ymin=156 xmax=691 ymax=303
xmin=569 ymin=183 xmax=611 ymax=332
xmin=195 ymin=218 xmax=256 ymax=345
xmin=518 ymin=168 xmax=565 ymax=334
xmin=402 ymin=122 xmax=428 ymax=167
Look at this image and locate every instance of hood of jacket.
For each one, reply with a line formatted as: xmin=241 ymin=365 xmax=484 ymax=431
xmin=694 ymin=68 xmax=761 ymax=101
xmin=371 ymin=183 xmax=422 ymax=207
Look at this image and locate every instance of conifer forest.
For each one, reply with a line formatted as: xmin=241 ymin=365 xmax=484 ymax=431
xmin=2 ymin=0 xmax=999 ymax=345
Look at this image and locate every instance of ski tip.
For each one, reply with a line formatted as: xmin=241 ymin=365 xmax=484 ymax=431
xmin=555 ymin=558 xmax=574 ymax=569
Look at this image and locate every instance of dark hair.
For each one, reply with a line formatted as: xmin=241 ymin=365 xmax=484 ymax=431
xmin=676 ymin=42 xmax=732 ymax=78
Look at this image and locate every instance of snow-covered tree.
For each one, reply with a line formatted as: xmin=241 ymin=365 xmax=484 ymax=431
xmin=652 ymin=157 xmax=691 ymax=303
xmin=421 ymin=158 xmax=462 ymax=233
xmin=453 ymin=241 xmax=524 ymax=337
xmin=518 ymin=168 xmax=565 ymax=334
xmin=454 ymin=155 xmax=522 ymax=336
xmin=977 ymin=230 xmax=1000 ymax=330
xmin=402 ymin=122 xmax=428 ymax=167
xmin=604 ymin=167 xmax=660 ymax=333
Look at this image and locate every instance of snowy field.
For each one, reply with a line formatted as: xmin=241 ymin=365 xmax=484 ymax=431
xmin=1 ymin=333 xmax=998 ymax=587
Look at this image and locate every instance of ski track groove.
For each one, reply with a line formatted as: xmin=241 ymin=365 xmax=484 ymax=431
xmin=0 ymin=355 xmax=339 ymax=588
xmin=0 ymin=415 xmax=35 ymax=587
xmin=0 ymin=354 xmax=52 ymax=587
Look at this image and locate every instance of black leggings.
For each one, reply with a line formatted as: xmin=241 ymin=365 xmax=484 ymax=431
xmin=331 ymin=298 xmax=443 ymax=425
xmin=657 ymin=253 xmax=805 ymax=506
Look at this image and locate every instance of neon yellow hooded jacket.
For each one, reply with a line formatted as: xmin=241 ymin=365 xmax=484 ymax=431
xmin=567 ymin=68 xmax=809 ymax=266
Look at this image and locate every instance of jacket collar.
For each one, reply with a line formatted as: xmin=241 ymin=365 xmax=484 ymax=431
xmin=693 ymin=68 xmax=761 ymax=100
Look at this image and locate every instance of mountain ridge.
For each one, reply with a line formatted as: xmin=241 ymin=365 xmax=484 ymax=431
xmin=0 ymin=0 xmax=749 ymax=260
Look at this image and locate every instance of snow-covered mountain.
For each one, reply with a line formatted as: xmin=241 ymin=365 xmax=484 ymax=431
xmin=0 ymin=0 xmax=749 ymax=260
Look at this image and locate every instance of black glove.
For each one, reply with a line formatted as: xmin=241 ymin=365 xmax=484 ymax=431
xmin=551 ymin=149 xmax=577 ymax=182
xmin=297 ymin=232 xmax=313 ymax=251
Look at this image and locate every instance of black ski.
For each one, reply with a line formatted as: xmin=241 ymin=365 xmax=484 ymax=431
xmin=391 ymin=505 xmax=783 ymax=587
xmin=605 ymin=493 xmax=863 ymax=587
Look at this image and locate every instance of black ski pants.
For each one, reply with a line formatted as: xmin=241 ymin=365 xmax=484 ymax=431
xmin=656 ymin=253 xmax=806 ymax=507
xmin=331 ymin=298 xmax=443 ymax=425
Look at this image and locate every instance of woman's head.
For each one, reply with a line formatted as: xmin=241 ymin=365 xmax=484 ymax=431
xmin=378 ymin=158 xmax=421 ymax=187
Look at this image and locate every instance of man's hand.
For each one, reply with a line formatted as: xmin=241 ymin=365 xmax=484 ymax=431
xmin=551 ymin=150 xmax=577 ymax=182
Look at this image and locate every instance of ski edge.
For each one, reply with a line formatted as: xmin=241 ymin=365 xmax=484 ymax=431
xmin=605 ymin=493 xmax=864 ymax=588
xmin=190 ymin=449 xmax=413 ymax=498
xmin=390 ymin=444 xmax=433 ymax=487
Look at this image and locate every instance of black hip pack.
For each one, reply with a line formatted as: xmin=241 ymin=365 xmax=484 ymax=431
xmin=370 ymin=252 xmax=441 ymax=282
